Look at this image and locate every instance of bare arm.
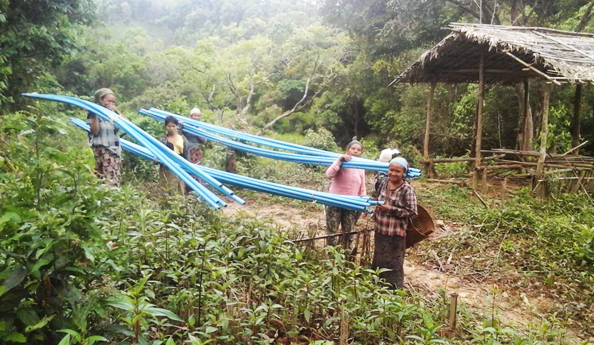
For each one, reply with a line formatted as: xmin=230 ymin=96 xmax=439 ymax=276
xmin=89 ymin=114 xmax=100 ymax=135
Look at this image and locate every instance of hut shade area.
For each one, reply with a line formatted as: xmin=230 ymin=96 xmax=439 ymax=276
xmin=393 ymin=23 xmax=594 ymax=197
xmin=395 ymin=23 xmax=594 ymax=85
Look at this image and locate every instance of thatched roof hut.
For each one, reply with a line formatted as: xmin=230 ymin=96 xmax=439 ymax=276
xmin=394 ymin=23 xmax=594 ymax=85
xmin=392 ymin=23 xmax=594 ymax=195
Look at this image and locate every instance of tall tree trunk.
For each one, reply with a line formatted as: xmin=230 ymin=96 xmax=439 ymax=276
xmin=575 ymin=0 xmax=594 ymax=32
xmin=510 ymin=0 xmax=519 ymax=24
xmin=515 ymin=82 xmax=534 ymax=151
xmin=469 ymin=100 xmax=479 ymax=159
xmin=354 ymin=103 xmax=359 ymax=138
xmin=571 ymin=84 xmax=582 ymax=155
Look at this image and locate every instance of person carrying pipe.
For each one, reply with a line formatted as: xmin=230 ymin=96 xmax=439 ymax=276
xmin=153 ymin=116 xmax=190 ymax=196
xmin=179 ymin=108 xmax=207 ymax=193
xmin=324 ymin=140 xmax=367 ymax=250
xmin=371 ymin=157 xmax=418 ymax=288
xmin=179 ymin=108 xmax=207 ymax=165
xmin=87 ymin=88 xmax=126 ymax=187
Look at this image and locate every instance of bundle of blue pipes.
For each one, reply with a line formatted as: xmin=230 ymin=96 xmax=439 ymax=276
xmin=141 ymin=108 xmax=422 ymax=178
xmin=22 ymin=93 xmax=245 ymax=210
xmin=69 ymin=117 xmax=379 ymax=212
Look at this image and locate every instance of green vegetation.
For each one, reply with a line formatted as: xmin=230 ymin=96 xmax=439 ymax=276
xmin=1 ymin=110 xmax=589 ymax=344
xmin=417 ymin=185 xmax=594 ymax=335
xmin=3 ymin=0 xmax=594 ymax=344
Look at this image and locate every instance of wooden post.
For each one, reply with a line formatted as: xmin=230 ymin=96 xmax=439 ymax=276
xmin=571 ymin=84 xmax=582 ymax=156
xmin=481 ymin=168 xmax=488 ymax=191
xmin=521 ymin=79 xmax=530 ymax=151
xmin=424 ymin=82 xmax=437 ymax=177
xmin=535 ymin=83 xmax=552 ymax=197
xmin=473 ymin=54 xmax=485 ymax=190
xmin=447 ymin=293 xmax=459 ymax=337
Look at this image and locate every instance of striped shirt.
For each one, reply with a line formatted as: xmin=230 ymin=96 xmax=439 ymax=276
xmin=87 ymin=113 xmax=121 ymax=156
xmin=373 ymin=181 xmax=417 ymax=237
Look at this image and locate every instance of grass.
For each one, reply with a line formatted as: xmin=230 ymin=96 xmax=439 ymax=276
xmin=414 ymin=184 xmax=594 ymax=339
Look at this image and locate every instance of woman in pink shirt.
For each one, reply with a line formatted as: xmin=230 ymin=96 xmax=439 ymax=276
xmin=325 ymin=140 xmax=367 ymax=250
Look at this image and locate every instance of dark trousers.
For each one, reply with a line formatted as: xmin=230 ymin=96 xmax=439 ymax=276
xmin=372 ymin=232 xmax=406 ymax=288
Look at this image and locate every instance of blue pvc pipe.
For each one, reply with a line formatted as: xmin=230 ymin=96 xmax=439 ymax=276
xmin=150 ymin=108 xmax=335 ymax=157
xmin=142 ymin=110 xmax=390 ymax=171
xmin=61 ymin=96 xmax=244 ymax=205
xmin=144 ymin=108 xmax=422 ymax=178
xmin=56 ymin=96 xmax=226 ymax=207
xmin=23 ymin=93 xmax=228 ymax=209
xmin=70 ymin=117 xmax=373 ymax=212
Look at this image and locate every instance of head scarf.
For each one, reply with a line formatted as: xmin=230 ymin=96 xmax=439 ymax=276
xmin=346 ymin=140 xmax=363 ymax=150
xmin=190 ymin=108 xmax=202 ymax=116
xmin=94 ymin=88 xmax=115 ymax=104
xmin=389 ymin=157 xmax=408 ymax=172
xmin=378 ymin=148 xmax=400 ymax=162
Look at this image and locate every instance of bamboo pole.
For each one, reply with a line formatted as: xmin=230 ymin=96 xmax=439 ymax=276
xmin=473 ymin=54 xmax=485 ymax=190
xmin=503 ymin=51 xmax=562 ymax=86
xmin=535 ymin=83 xmax=552 ymax=197
xmin=424 ymin=82 xmax=437 ymax=177
xmin=571 ymin=84 xmax=582 ymax=155
xmin=521 ymin=79 xmax=530 ymax=151
xmin=420 ymin=154 xmax=504 ymax=164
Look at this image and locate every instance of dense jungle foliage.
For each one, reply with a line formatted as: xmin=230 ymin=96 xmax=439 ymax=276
xmin=3 ymin=0 xmax=594 ymax=152
xmin=2 ymin=0 xmax=594 ymax=344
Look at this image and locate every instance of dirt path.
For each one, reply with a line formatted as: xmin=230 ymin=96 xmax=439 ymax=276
xmin=404 ymin=223 xmax=557 ymax=331
xmin=223 ymin=197 xmax=583 ymax=341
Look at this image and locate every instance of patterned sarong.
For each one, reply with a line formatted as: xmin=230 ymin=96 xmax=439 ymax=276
xmin=92 ymin=146 xmax=121 ymax=187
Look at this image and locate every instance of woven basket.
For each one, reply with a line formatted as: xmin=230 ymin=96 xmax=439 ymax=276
xmin=406 ymin=205 xmax=435 ymax=248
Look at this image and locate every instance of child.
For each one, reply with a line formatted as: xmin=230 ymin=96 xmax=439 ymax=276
xmin=372 ymin=157 xmax=418 ymax=288
xmin=325 ymin=140 xmax=367 ymax=249
xmin=153 ymin=116 xmax=190 ymax=196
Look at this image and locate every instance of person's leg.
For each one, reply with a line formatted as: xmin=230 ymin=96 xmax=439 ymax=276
xmin=326 ymin=206 xmax=341 ymax=246
xmin=186 ymin=147 xmax=203 ymax=195
xmin=102 ymin=150 xmax=121 ymax=187
xmin=92 ymin=146 xmax=105 ymax=178
xmin=391 ymin=236 xmax=406 ymax=288
xmin=92 ymin=147 xmax=120 ymax=187
xmin=371 ymin=230 xmax=385 ymax=271
xmin=190 ymin=147 xmax=202 ymax=165
xmin=340 ymin=209 xmax=357 ymax=250
xmin=373 ymin=232 xmax=406 ymax=288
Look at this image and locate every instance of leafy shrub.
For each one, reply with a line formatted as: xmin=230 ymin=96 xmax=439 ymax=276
xmin=303 ymin=127 xmax=340 ymax=153
xmin=0 ymin=111 xmax=110 ymax=344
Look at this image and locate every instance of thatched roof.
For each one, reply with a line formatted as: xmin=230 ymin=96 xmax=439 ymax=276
xmin=394 ymin=23 xmax=594 ymax=85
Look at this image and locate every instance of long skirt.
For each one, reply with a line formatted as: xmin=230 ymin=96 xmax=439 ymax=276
xmin=92 ymin=146 xmax=121 ymax=187
xmin=159 ymin=166 xmax=184 ymax=196
xmin=185 ymin=147 xmax=203 ymax=194
xmin=371 ymin=232 xmax=406 ymax=288
xmin=189 ymin=146 xmax=202 ymax=165
xmin=326 ymin=206 xmax=358 ymax=249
